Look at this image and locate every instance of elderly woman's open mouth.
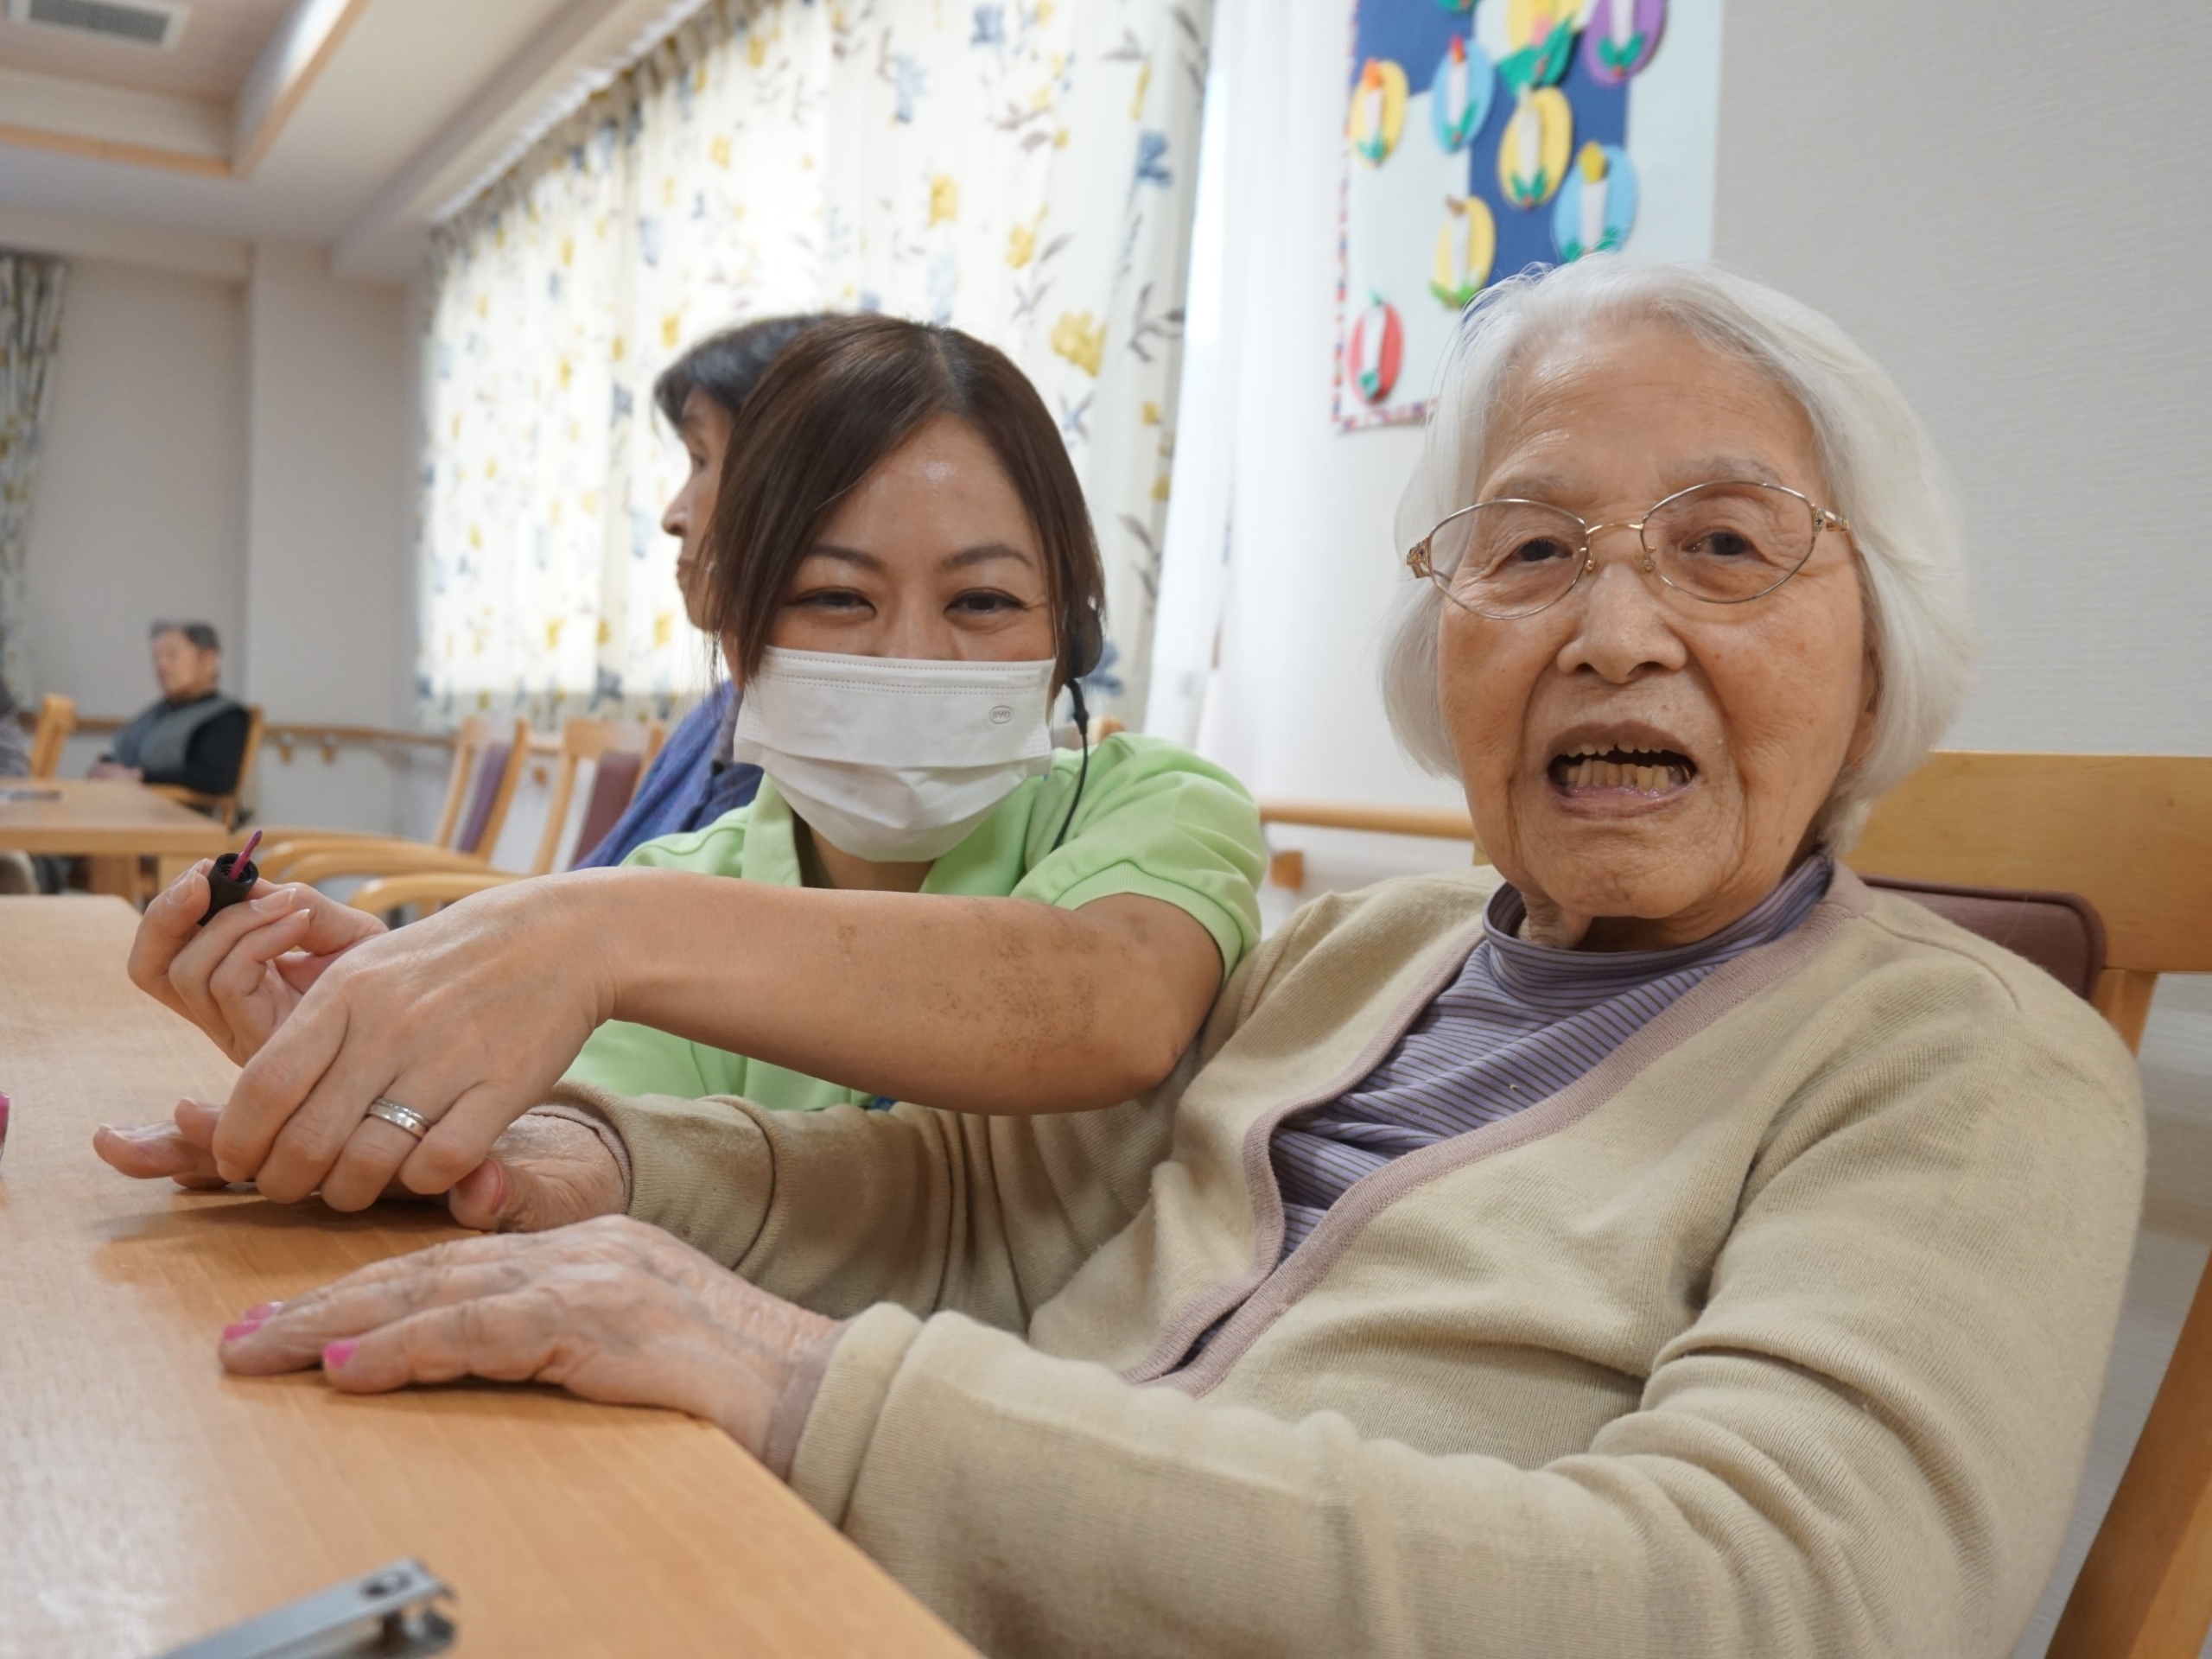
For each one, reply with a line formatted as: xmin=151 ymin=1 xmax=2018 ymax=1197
xmin=1545 ymin=726 xmax=1699 ymax=804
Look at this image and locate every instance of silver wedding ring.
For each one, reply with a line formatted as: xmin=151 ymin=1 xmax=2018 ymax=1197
xmin=365 ymin=1096 xmax=432 ymax=1140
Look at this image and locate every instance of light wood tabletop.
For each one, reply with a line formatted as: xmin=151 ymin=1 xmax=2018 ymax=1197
xmin=0 ymin=777 xmax=231 ymax=857
xmin=0 ymin=897 xmax=974 ymax=1659
xmin=0 ymin=778 xmax=231 ymax=899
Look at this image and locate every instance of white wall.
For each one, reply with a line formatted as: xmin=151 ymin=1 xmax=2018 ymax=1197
xmin=1713 ymin=1 xmax=2212 ymax=758
xmin=24 ymin=258 xmax=248 ymax=754
xmin=17 ymin=234 xmax=416 ymax=832
xmin=241 ymin=243 xmax=413 ymax=832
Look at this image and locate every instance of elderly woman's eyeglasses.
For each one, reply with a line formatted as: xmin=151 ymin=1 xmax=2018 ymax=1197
xmin=1406 ymin=480 xmax=1851 ymax=620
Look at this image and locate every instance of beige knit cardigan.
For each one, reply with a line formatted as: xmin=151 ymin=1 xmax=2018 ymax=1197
xmin=557 ymin=864 xmax=2145 ymax=1658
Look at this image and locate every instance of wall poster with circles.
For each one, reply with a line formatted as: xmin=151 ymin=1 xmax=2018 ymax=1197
xmin=1334 ymin=0 xmax=1724 ymax=431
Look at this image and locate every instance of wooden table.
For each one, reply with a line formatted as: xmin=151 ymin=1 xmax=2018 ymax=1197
xmin=0 ymin=898 xmax=972 ymax=1658
xmin=0 ymin=779 xmax=230 ymax=898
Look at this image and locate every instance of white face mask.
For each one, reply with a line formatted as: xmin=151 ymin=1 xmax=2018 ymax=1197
xmin=733 ymin=647 xmax=1058 ymax=863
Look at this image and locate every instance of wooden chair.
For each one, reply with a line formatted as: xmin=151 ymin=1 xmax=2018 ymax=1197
xmin=1266 ymin=752 xmax=2212 ymax=1659
xmin=28 ymin=693 xmax=73 ymax=779
xmin=1851 ymin=752 xmax=2212 ymax=1659
xmin=252 ymin=715 xmax=530 ymax=884
xmin=340 ymin=717 xmax=664 ymax=914
xmin=149 ymin=703 xmax=265 ymax=831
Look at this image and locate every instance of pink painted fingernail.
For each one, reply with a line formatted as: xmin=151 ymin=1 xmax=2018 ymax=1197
xmin=242 ymin=1301 xmax=282 ymax=1320
xmin=322 ymin=1340 xmax=359 ymax=1370
xmin=221 ymin=1319 xmax=264 ymax=1342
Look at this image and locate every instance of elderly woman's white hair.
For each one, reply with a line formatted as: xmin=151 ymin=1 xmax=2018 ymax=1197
xmin=1382 ymin=258 xmax=1976 ymax=849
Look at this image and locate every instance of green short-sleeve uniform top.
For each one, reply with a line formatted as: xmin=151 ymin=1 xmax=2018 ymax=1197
xmin=561 ymin=732 xmax=1267 ymax=1111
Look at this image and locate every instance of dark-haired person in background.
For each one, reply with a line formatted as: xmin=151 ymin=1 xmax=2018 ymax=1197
xmin=572 ymin=314 xmax=835 ymax=868
xmin=92 ymin=622 xmax=250 ymax=799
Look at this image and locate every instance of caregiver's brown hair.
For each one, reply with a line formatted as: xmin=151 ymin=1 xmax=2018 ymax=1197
xmin=705 ymin=314 xmax=1106 ymax=687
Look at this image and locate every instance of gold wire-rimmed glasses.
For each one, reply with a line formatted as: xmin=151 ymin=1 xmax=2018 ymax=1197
xmin=1405 ymin=479 xmax=1852 ymax=620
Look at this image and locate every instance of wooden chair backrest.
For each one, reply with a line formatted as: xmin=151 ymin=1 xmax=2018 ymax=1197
xmin=531 ymin=717 xmax=665 ymax=875
xmin=154 ymin=704 xmax=267 ymax=831
xmin=1853 ymin=753 xmax=2212 ymax=1659
xmin=430 ymin=717 xmax=530 ymax=853
xmin=230 ymin=705 xmax=266 ymax=828
xmin=1852 ymin=751 xmax=2212 ymax=1051
xmin=29 ymin=694 xmax=74 ymax=779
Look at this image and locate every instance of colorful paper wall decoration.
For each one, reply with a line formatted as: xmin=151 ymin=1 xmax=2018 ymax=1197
xmin=1432 ymin=195 xmax=1497 ymax=307
xmin=1336 ymin=0 xmax=1702 ymax=430
xmin=1350 ymin=58 xmax=1411 ymax=166
xmin=1347 ymin=294 xmax=1406 ymax=404
xmin=1583 ymin=0 xmax=1664 ymax=84
xmin=1554 ymin=141 xmax=1637 ymax=260
xmin=1430 ymin=35 xmax=1494 ymax=152
xmin=1499 ymin=0 xmax=1577 ymax=93
xmin=1498 ymin=86 xmax=1572 ymax=206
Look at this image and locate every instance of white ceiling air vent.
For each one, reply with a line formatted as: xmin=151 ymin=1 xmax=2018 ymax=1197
xmin=5 ymin=0 xmax=188 ymax=50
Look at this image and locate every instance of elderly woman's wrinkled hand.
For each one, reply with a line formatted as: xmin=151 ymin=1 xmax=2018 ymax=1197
xmin=216 ymin=1216 xmax=836 ymax=1458
xmin=92 ymin=1098 xmax=626 ymax=1231
xmin=127 ymin=863 xmax=385 ymax=1065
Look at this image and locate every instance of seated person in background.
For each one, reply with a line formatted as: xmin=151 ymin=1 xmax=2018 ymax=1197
xmin=92 ymin=621 xmax=249 ymax=799
xmin=573 ymin=313 xmax=834 ymax=868
xmin=174 ymin=261 xmax=2140 ymax=1658
xmin=104 ymin=315 xmax=1268 ymax=1210
xmin=0 ymin=682 xmax=29 ymax=778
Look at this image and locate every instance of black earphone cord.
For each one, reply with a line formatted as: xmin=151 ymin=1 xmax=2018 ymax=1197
xmin=1049 ymin=680 xmax=1091 ymax=854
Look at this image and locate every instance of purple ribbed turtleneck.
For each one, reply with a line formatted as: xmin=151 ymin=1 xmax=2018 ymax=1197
xmin=1270 ymin=855 xmax=1835 ymax=1258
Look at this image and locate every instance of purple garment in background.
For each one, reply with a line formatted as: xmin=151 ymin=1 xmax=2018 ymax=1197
xmin=1271 ymin=855 xmax=1834 ymax=1259
xmin=570 ymin=682 xmax=763 ymax=868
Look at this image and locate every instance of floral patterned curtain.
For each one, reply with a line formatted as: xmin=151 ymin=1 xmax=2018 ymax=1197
xmin=0 ymin=253 xmax=67 ymax=709
xmin=418 ymin=0 xmax=1214 ymax=728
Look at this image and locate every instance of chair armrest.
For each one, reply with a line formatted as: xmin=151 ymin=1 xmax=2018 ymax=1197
xmin=350 ymin=869 xmax=523 ymax=916
xmin=241 ymin=824 xmax=382 ymax=848
xmin=279 ymin=845 xmax=493 ymax=887
xmin=256 ymin=832 xmax=429 ymax=877
xmin=259 ymin=836 xmax=474 ymax=880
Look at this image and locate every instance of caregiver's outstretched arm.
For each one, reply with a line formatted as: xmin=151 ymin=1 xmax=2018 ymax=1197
xmin=210 ymin=864 xmax=1220 ymax=1206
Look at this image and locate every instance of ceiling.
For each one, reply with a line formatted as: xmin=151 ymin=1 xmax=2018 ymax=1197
xmin=0 ymin=0 xmax=699 ymax=281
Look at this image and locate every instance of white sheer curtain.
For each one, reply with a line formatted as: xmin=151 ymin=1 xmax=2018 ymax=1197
xmin=417 ymin=0 xmax=1215 ymax=728
xmin=0 ymin=252 xmax=67 ymax=708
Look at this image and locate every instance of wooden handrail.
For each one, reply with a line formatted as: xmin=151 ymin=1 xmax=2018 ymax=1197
xmin=44 ymin=714 xmax=451 ymax=747
xmin=1259 ymin=799 xmax=1475 ymax=840
xmin=25 ymin=716 xmax=588 ymax=761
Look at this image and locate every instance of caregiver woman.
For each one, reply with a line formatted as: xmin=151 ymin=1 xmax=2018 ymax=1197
xmin=111 ymin=315 xmax=1264 ymax=1213
xmin=211 ymin=261 xmax=2142 ymax=1656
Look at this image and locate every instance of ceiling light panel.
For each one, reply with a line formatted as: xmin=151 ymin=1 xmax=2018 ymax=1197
xmin=6 ymin=0 xmax=189 ymax=51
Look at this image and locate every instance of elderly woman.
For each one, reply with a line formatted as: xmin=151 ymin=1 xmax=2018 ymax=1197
xmin=207 ymin=261 xmax=2139 ymax=1658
